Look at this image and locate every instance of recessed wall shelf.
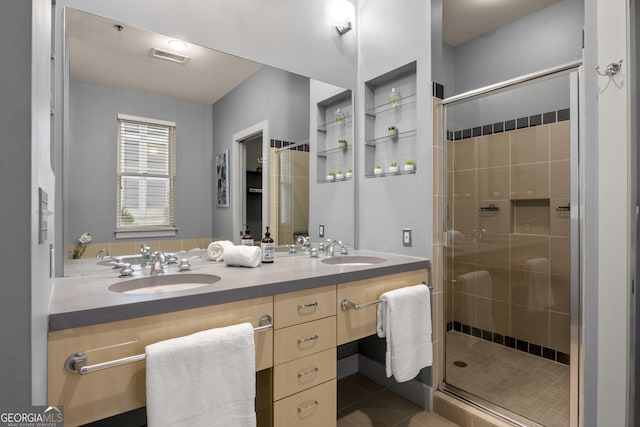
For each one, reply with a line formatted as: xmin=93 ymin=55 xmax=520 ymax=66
xmin=317 ymin=144 xmax=352 ymax=158
xmin=364 ymin=61 xmax=418 ymax=178
xmin=316 ymin=89 xmax=353 ymax=183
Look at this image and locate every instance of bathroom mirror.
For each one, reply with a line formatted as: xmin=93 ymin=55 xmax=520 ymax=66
xmin=60 ymin=8 xmax=354 ymax=274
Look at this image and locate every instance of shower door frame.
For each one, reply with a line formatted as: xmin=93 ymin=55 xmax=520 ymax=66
xmin=439 ymin=61 xmax=583 ymax=427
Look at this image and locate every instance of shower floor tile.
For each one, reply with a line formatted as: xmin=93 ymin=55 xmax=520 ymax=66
xmin=445 ymin=331 xmax=569 ymax=427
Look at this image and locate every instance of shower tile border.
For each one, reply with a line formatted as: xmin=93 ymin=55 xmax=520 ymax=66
xmin=270 ymin=139 xmax=309 ymax=152
xmin=444 ymin=107 xmax=571 ymax=141
xmin=447 ymin=320 xmax=570 ymax=366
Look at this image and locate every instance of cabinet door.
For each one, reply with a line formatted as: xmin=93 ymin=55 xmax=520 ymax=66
xmin=274 ymin=285 xmax=336 ymax=328
xmin=273 ymin=379 xmax=337 ymax=427
xmin=336 ymin=269 xmax=428 ymax=345
xmin=48 ymin=296 xmax=273 ymax=426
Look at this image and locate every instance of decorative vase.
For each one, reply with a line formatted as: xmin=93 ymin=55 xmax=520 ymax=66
xmin=404 ymin=164 xmax=415 ymax=172
xmin=388 ymin=166 xmax=399 ymax=174
xmin=374 ymin=168 xmax=383 ymax=176
xmin=336 ymin=173 xmax=345 ymax=180
xmin=345 ymin=171 xmax=353 ymax=179
xmin=387 ymin=128 xmax=398 ymax=137
xmin=338 ymin=140 xmax=347 ymax=149
xmin=327 ymin=174 xmax=335 ymax=181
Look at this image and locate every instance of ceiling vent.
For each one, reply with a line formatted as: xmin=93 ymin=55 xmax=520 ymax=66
xmin=150 ymin=48 xmax=190 ymax=64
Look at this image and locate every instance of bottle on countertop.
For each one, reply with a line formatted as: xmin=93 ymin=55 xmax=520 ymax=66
xmin=241 ymin=226 xmax=254 ymax=246
xmin=261 ymin=226 xmax=275 ymax=263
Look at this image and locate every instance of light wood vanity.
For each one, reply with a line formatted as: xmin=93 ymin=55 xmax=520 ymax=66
xmin=48 ymin=251 xmax=428 ymax=426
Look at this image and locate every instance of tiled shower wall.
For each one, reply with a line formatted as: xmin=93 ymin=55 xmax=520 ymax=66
xmin=445 ymin=112 xmax=571 ymax=363
xmin=268 ymin=141 xmax=310 ymax=246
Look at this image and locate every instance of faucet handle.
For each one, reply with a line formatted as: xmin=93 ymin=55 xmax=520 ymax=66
xmin=118 ymin=263 xmax=134 ymax=277
xmin=340 ymin=244 xmax=349 ymax=255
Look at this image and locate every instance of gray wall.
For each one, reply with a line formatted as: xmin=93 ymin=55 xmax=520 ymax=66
xmin=67 ymin=79 xmax=213 ymax=246
xmin=0 ymin=0 xmax=52 ymax=405
xmin=451 ymin=0 xmax=584 ymax=95
xmin=211 ymin=66 xmax=310 ymax=240
xmin=356 ymin=0 xmax=431 ymax=257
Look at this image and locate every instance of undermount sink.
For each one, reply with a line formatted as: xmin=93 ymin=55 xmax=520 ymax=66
xmin=321 ymin=256 xmax=386 ymax=266
xmin=108 ymin=273 xmax=221 ymax=295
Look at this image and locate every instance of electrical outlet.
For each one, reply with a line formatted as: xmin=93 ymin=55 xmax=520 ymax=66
xmin=402 ymin=228 xmax=412 ymax=247
xmin=319 ymin=224 xmax=325 ymax=238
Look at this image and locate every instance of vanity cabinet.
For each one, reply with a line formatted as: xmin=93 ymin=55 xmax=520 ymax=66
xmin=336 ymin=269 xmax=428 ymax=345
xmin=316 ymin=89 xmax=353 ymax=183
xmin=364 ymin=61 xmax=418 ymax=178
xmin=47 ymin=296 xmax=273 ymax=427
xmin=48 ymin=263 xmax=429 ymax=426
xmin=272 ymin=285 xmax=337 ymax=427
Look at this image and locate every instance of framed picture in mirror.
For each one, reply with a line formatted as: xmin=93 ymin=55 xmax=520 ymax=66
xmin=216 ymin=149 xmax=229 ymax=207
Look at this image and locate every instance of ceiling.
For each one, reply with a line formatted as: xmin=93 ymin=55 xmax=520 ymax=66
xmin=66 ymin=9 xmax=263 ymax=105
xmin=443 ymin=0 xmax=562 ymax=47
xmin=66 ymin=3 xmax=563 ymax=103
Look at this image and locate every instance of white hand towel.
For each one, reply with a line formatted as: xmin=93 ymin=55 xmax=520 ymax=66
xmin=145 ymin=322 xmax=256 ymax=427
xmin=207 ymin=240 xmax=234 ymax=261
xmin=376 ymin=284 xmax=432 ymax=383
xmin=223 ymin=245 xmax=262 ymax=268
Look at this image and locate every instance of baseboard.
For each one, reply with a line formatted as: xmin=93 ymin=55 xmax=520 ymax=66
xmin=357 ymin=354 xmax=433 ymax=410
xmin=337 ymin=354 xmax=359 ymax=379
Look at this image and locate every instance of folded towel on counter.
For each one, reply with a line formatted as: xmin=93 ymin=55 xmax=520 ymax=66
xmin=224 ymin=245 xmax=262 ymax=268
xmin=377 ymin=284 xmax=432 ymax=383
xmin=207 ymin=240 xmax=234 ymax=261
xmin=145 ymin=322 xmax=256 ymax=427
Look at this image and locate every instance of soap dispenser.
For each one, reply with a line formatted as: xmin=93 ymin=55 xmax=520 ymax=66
xmin=261 ymin=226 xmax=274 ymax=263
xmin=241 ymin=226 xmax=254 ymax=246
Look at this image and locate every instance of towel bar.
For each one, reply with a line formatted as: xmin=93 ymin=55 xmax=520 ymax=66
xmin=340 ymin=281 xmax=432 ymax=311
xmin=64 ymin=314 xmax=272 ymax=375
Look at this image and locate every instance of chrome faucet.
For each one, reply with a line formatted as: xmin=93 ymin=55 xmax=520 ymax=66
xmin=150 ymin=251 xmax=166 ymax=275
xmin=326 ymin=240 xmax=343 ymax=257
xmin=296 ymin=235 xmax=311 ymax=253
xmin=140 ymin=244 xmax=152 ymax=268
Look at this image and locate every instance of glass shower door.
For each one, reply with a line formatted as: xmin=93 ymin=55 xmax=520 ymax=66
xmin=442 ymin=70 xmax=579 ymax=427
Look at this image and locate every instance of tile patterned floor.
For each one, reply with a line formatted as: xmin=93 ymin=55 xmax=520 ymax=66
xmin=446 ymin=331 xmax=570 ymax=427
xmin=337 ymin=374 xmax=459 ymax=427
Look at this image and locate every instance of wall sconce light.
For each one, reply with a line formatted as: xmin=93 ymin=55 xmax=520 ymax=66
xmin=333 ymin=0 xmax=354 ymax=35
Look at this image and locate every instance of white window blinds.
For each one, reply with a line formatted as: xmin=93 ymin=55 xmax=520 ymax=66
xmin=116 ymin=114 xmax=176 ymax=232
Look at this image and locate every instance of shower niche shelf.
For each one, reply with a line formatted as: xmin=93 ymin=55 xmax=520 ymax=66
xmin=315 ymin=88 xmax=353 ymax=184
xmin=364 ymin=61 xmax=418 ymax=178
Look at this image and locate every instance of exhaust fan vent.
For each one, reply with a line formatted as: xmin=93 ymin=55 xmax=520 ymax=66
xmin=150 ymin=48 xmax=190 ymax=64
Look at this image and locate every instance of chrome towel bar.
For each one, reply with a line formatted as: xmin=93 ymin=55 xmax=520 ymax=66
xmin=64 ymin=314 xmax=272 ymax=375
xmin=340 ymin=281 xmax=432 ymax=311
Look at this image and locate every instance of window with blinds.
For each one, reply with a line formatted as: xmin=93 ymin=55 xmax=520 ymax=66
xmin=116 ymin=114 xmax=176 ymax=234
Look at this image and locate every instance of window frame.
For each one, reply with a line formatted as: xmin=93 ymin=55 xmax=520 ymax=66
xmin=115 ymin=113 xmax=177 ymax=239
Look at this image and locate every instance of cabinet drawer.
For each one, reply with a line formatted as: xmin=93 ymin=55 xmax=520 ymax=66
xmin=273 ymin=379 xmax=336 ymax=427
xmin=274 ymin=316 xmax=336 ymax=365
xmin=273 ymin=348 xmax=336 ymax=401
xmin=274 ymin=285 xmax=336 ymax=329
xmin=336 ymin=270 xmax=428 ymax=345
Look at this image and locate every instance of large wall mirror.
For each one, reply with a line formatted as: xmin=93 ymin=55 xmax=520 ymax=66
xmin=60 ymin=8 xmax=354 ymax=275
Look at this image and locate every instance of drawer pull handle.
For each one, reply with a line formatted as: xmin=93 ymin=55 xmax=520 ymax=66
xmin=297 ymin=334 xmax=319 ymax=345
xmin=297 ymin=301 xmax=318 ymax=311
xmin=297 ymin=367 xmax=319 ymax=378
xmin=297 ymin=400 xmax=319 ymax=414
